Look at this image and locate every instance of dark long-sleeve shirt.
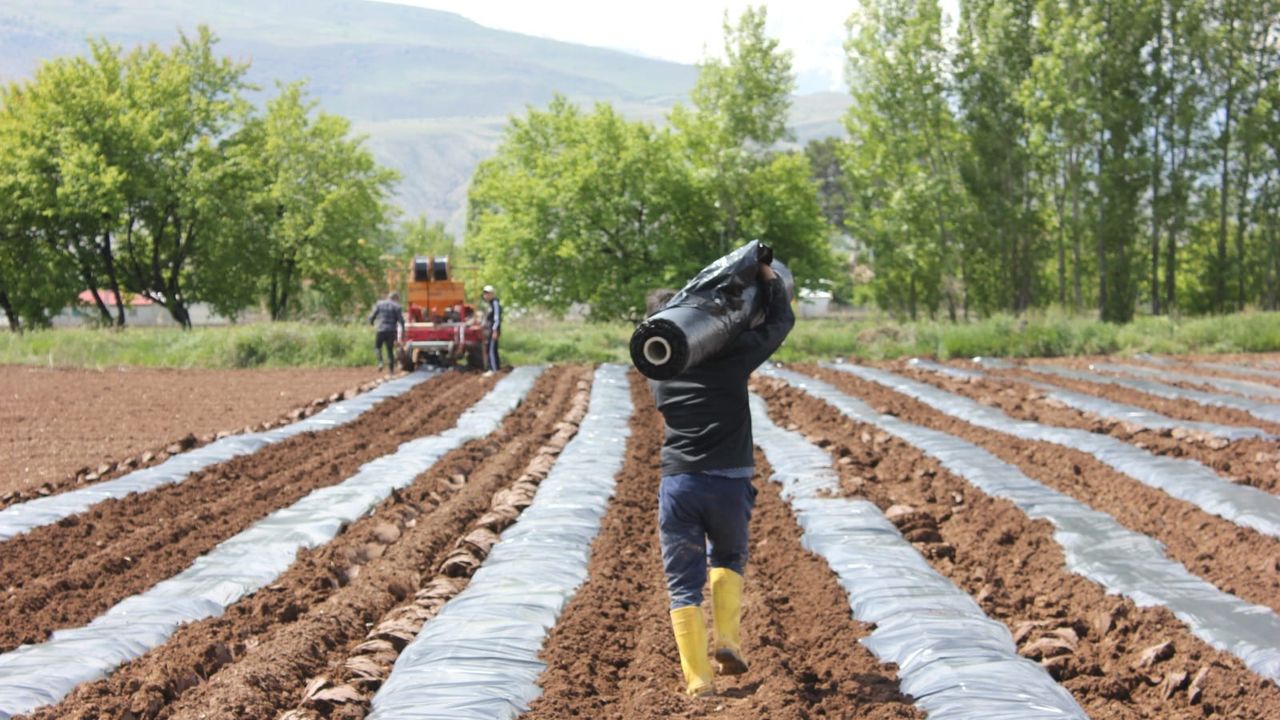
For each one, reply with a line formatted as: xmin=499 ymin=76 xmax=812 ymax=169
xmin=650 ymin=276 xmax=795 ymax=476
xmin=368 ymin=299 xmax=405 ymax=334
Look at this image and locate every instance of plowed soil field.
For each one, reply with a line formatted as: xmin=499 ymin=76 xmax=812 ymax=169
xmin=0 ymin=365 xmax=383 ymax=502
xmin=3 ymin=356 xmax=1279 ymax=719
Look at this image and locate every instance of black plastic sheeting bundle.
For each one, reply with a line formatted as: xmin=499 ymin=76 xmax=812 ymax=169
xmin=630 ymin=240 xmax=794 ymax=380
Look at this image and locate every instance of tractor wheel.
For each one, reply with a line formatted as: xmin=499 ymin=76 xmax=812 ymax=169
xmin=397 ymin=346 xmax=414 ymax=372
xmin=464 ymin=341 xmax=485 ymax=371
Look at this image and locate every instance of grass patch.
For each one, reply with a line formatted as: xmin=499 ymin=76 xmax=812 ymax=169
xmin=5 ymin=311 xmax=1280 ymax=369
xmin=0 ymin=324 xmax=374 ymax=369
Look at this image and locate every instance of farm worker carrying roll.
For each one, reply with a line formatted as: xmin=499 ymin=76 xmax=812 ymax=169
xmin=644 ymin=243 xmax=795 ymax=697
xmin=368 ymin=291 xmax=405 ymax=375
xmin=481 ymin=284 xmax=502 ymax=375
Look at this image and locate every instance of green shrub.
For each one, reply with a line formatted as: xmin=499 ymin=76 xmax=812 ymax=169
xmin=6 ymin=311 xmax=1280 ymax=368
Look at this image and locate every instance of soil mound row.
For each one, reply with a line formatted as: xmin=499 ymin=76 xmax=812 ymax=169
xmin=272 ymin=372 xmax=591 ymax=720
xmin=833 ymin=363 xmax=1280 ymax=541
xmin=749 ymin=392 xmax=1087 ymax=717
xmin=24 ymin=365 xmax=586 ymax=720
xmin=757 ymin=376 xmax=1280 ymax=718
xmin=0 ymin=365 xmax=381 ymax=502
xmin=0 ymin=371 xmax=432 ymax=538
xmin=811 ymin=364 xmax=1280 ymax=617
xmin=899 ymin=360 xmax=1280 ymax=496
xmin=0 ymin=372 xmax=492 ymax=656
xmin=769 ymin=368 xmax=1280 ymax=684
xmin=524 ymin=371 xmax=921 ymax=720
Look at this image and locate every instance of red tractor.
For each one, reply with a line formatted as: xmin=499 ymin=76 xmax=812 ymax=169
xmin=394 ymin=256 xmax=486 ymax=371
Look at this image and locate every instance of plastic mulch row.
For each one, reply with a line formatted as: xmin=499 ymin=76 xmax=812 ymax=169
xmin=1093 ymin=362 xmax=1280 ymax=402
xmin=750 ymin=391 xmax=1088 ymax=720
xmin=981 ymin=357 xmax=1280 ymax=425
xmin=907 ymin=358 xmax=1270 ymax=441
xmin=771 ymin=367 xmax=1280 ymax=685
xmin=0 ymin=369 xmax=440 ymax=541
xmin=367 ymin=363 xmax=633 ymax=720
xmin=0 ymin=366 xmax=545 ymax=720
xmin=831 ymin=363 xmax=1280 ymax=539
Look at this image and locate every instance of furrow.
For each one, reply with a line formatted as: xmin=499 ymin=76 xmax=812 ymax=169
xmin=0 ymin=372 xmax=489 ymax=654
xmin=759 ymin=373 xmax=1280 ymax=717
xmin=750 ymin=392 xmax=1088 ymax=719
xmin=830 ymin=363 xmax=1280 ymax=539
xmin=770 ymin=367 xmax=1280 ymax=683
xmin=522 ymin=371 xmax=921 ymax=720
xmin=0 ymin=371 xmax=436 ymax=537
xmin=0 ymin=367 xmax=544 ymax=720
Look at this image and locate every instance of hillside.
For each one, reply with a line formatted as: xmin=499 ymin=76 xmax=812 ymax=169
xmin=0 ymin=0 xmax=848 ymax=233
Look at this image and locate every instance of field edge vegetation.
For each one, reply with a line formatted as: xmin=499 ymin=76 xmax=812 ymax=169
xmin=5 ymin=311 xmax=1280 ymax=370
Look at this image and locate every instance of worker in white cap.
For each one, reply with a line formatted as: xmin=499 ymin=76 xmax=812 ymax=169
xmin=481 ymin=285 xmax=502 ymax=375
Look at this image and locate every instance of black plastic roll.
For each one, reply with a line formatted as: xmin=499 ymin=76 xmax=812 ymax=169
xmin=431 ymin=257 xmax=449 ymax=281
xmin=631 ymin=240 xmax=794 ymax=381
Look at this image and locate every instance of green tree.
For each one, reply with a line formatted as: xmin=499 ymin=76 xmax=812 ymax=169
xmin=4 ymin=41 xmax=136 ymax=326
xmin=958 ymin=0 xmax=1044 ymax=315
xmin=1020 ymin=0 xmax=1099 ymax=313
xmin=1146 ymin=0 xmax=1211 ymax=314
xmin=0 ymin=96 xmax=78 ymax=330
xmin=397 ymin=216 xmax=456 ymax=259
xmin=467 ymin=6 xmax=833 ymax=320
xmin=111 ymin=27 xmax=253 ymax=327
xmin=805 ymin=137 xmax=852 ymax=233
xmin=1091 ymin=2 xmax=1154 ymax=323
xmin=844 ymin=0 xmax=971 ymax=320
xmin=468 ymin=98 xmax=682 ymax=320
xmin=239 ymin=82 xmax=398 ymax=320
xmin=668 ymin=5 xmax=834 ymax=291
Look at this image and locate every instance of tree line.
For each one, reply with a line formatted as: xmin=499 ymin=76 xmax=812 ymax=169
xmin=8 ymin=2 xmax=1277 ymax=330
xmin=841 ymin=0 xmax=1280 ymax=322
xmin=0 ymin=28 xmax=399 ymax=330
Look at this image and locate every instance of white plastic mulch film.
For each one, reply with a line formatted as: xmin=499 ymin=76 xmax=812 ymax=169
xmin=830 ymin=363 xmax=1280 ymax=540
xmin=906 ymin=358 xmax=1270 ymax=441
xmin=0 ymin=366 xmax=544 ymax=720
xmin=979 ymin=357 xmax=1280 ymax=425
xmin=1092 ymin=361 xmax=1280 ymax=402
xmin=1191 ymin=360 xmax=1280 ymax=381
xmin=770 ymin=367 xmax=1280 ymax=684
xmin=0 ymin=370 xmax=438 ymax=541
xmin=368 ymin=364 xmax=633 ymax=720
xmin=749 ymin=392 xmax=1088 ymax=720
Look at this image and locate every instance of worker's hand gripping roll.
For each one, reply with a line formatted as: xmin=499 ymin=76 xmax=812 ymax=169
xmin=630 ymin=240 xmax=795 ymax=381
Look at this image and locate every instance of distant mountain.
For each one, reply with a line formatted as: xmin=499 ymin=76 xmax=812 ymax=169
xmin=0 ymin=0 xmax=849 ymax=235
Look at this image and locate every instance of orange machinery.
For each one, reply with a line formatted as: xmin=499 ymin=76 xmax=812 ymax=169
xmin=395 ymin=256 xmax=485 ymax=369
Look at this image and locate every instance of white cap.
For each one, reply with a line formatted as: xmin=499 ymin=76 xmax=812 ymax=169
xmin=483 ymin=285 xmax=495 ymax=293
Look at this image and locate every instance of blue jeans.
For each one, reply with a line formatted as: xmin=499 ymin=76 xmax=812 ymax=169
xmin=658 ymin=472 xmax=757 ymax=610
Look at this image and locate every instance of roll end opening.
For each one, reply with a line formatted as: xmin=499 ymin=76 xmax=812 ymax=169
xmin=643 ymin=336 xmax=673 ymax=366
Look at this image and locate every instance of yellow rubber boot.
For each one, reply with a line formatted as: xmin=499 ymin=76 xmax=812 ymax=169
xmin=669 ymin=605 xmax=715 ymax=696
xmin=710 ymin=567 xmax=749 ymax=675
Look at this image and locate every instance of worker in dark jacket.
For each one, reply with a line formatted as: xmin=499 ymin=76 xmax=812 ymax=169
xmin=368 ymin=292 xmax=405 ymax=374
xmin=481 ymin=285 xmax=502 ymax=375
xmin=649 ymin=261 xmax=794 ymax=697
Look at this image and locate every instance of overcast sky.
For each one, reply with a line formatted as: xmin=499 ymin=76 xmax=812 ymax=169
xmin=373 ymin=1 xmax=868 ymax=94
